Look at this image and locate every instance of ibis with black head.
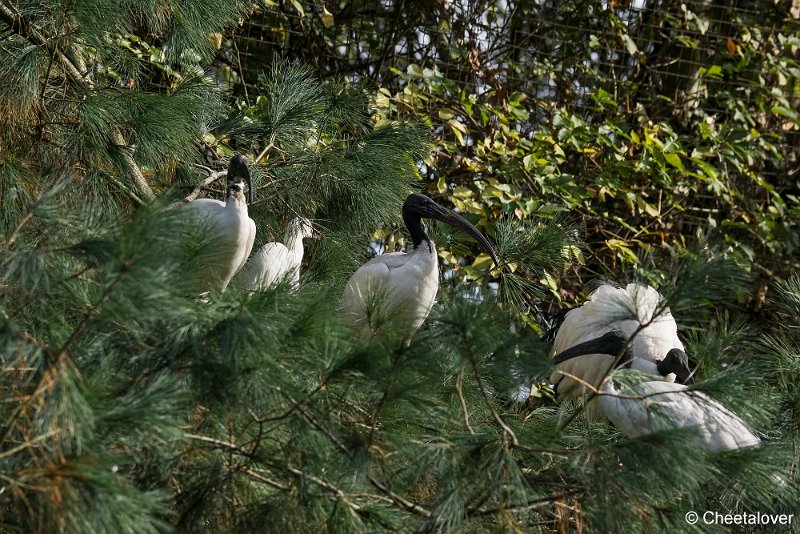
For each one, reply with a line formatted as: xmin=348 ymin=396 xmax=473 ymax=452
xmin=341 ymin=193 xmax=498 ymax=344
xmin=183 ymin=155 xmax=256 ymax=293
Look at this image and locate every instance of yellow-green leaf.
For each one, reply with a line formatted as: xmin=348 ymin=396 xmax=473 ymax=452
xmin=664 ymin=152 xmax=685 ymax=171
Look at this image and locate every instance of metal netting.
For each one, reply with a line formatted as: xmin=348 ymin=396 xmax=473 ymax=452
xmin=215 ymin=0 xmax=799 ymax=278
xmin=225 ymin=1 xmax=797 ymax=169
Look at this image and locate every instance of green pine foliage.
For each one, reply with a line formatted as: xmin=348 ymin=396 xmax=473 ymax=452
xmin=1 ymin=2 xmax=799 ymax=533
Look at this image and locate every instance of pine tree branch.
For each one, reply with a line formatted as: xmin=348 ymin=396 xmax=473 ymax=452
xmin=280 ymin=391 xmax=433 ymax=518
xmin=0 ymin=261 xmax=131 ymax=446
xmin=186 ymin=433 xmax=369 ymax=515
xmin=463 ymin=333 xmax=519 ymax=446
xmin=0 ymin=1 xmax=154 ymax=202
xmin=4 ymin=211 xmax=33 ymax=248
xmin=243 ymin=469 xmax=290 ymax=491
xmin=0 ymin=429 xmax=60 ymax=459
xmin=456 ymin=362 xmax=475 ymax=435
xmin=184 ymin=165 xmax=228 ymax=202
xmin=472 ymin=490 xmax=583 ymax=517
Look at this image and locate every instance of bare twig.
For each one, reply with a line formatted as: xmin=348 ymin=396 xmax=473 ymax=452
xmin=184 ymin=166 xmax=227 ymax=202
xmin=244 ymin=469 xmax=290 ymax=491
xmin=464 ymin=333 xmax=519 ymax=446
xmin=4 ymin=212 xmax=33 ymax=248
xmin=254 ymin=132 xmax=279 ymax=165
xmin=0 ymin=429 xmax=60 ymax=459
xmin=456 ymin=363 xmax=475 ymax=435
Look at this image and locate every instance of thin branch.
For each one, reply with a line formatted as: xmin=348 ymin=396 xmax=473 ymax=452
xmin=184 ymin=165 xmax=228 ymax=202
xmin=186 ymin=432 xmax=364 ymax=514
xmin=464 ymin=333 xmax=519 ymax=446
xmin=185 ymin=433 xmax=254 ymax=458
xmin=254 ymin=132 xmax=279 ymax=165
xmin=243 ymin=469 xmax=290 ymax=491
xmin=472 ymin=489 xmax=584 ymax=517
xmin=455 ymin=363 xmax=475 ymax=435
xmin=4 ymin=211 xmax=33 ymax=248
xmin=231 ymin=30 xmax=250 ymax=107
xmin=0 ymin=429 xmax=60 ymax=459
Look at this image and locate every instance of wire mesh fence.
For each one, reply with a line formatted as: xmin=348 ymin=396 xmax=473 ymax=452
xmin=217 ymin=0 xmax=799 ymax=281
xmin=226 ymin=1 xmax=798 ymax=177
xmin=230 ymin=3 xmax=792 ymax=110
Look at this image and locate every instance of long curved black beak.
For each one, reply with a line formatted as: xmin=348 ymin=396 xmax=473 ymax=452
xmin=227 ymin=155 xmax=253 ymax=204
xmin=425 ymin=204 xmax=498 ymax=267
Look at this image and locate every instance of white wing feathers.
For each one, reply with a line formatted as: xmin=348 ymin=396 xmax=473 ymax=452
xmin=238 ymin=242 xmax=296 ymax=290
xmin=599 ymin=378 xmax=761 ymax=453
xmin=340 ymin=249 xmax=439 ymax=343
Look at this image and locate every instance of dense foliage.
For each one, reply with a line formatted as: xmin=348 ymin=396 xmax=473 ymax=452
xmin=237 ymin=0 xmax=799 ymax=311
xmin=0 ymin=1 xmax=798 ymax=533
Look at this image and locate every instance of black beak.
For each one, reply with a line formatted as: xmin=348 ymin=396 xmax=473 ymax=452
xmin=552 ymin=330 xmax=630 ymax=365
xmin=227 ymin=155 xmax=253 ymax=204
xmin=659 ymin=348 xmax=695 ymax=384
xmin=424 ymin=203 xmax=498 ymax=267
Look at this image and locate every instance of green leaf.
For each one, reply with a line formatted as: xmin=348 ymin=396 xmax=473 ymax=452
xmin=664 ymin=152 xmax=685 ymax=172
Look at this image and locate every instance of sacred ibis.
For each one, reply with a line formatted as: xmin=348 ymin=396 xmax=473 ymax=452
xmin=547 ymin=281 xmax=693 ymax=413
xmin=341 ymin=193 xmax=498 ymax=343
xmin=598 ymin=373 xmax=761 ymax=452
xmin=183 ymin=155 xmax=256 ymax=293
xmin=237 ymin=217 xmax=317 ymax=290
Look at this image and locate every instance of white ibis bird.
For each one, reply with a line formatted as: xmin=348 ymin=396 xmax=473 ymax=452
xmin=598 ymin=373 xmax=761 ymax=452
xmin=341 ymin=193 xmax=498 ymax=343
xmin=183 ymin=155 xmax=256 ymax=293
xmin=547 ymin=280 xmax=693 ymax=410
xmin=237 ymin=217 xmax=317 ymax=290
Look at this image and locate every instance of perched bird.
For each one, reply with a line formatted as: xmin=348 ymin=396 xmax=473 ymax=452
xmin=183 ymin=155 xmax=256 ymax=293
xmin=547 ymin=280 xmax=693 ymax=407
xmin=598 ymin=374 xmax=761 ymax=453
xmin=237 ymin=217 xmax=317 ymax=290
xmin=341 ymin=193 xmax=498 ymax=344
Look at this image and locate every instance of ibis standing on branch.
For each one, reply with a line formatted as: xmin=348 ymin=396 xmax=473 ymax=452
xmin=184 ymin=155 xmax=256 ymax=293
xmin=237 ymin=217 xmax=317 ymax=290
xmin=341 ymin=193 xmax=498 ymax=344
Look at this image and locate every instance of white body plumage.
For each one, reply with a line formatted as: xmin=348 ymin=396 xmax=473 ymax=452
xmin=238 ymin=218 xmax=315 ymax=290
xmin=341 ymin=242 xmax=440 ymax=343
xmin=183 ymin=156 xmax=256 ymax=293
xmin=340 ymin=193 xmax=497 ymax=345
xmin=551 ymin=283 xmax=684 ymax=400
xmin=599 ymin=378 xmax=761 ymax=452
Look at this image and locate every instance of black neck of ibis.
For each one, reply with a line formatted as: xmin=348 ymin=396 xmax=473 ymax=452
xmin=552 ymin=330 xmax=630 ymax=365
xmin=402 ymin=204 xmax=432 ymax=252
